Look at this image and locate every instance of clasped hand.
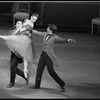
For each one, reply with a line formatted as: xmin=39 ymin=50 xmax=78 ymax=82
xmin=68 ymin=39 xmax=76 ymax=44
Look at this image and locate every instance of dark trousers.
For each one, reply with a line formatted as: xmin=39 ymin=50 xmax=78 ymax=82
xmin=35 ymin=51 xmax=65 ymax=87
xmin=10 ymin=52 xmax=25 ymax=84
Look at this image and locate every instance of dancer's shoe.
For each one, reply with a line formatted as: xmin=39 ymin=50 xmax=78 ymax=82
xmin=61 ymin=84 xmax=66 ymax=92
xmin=25 ymin=74 xmax=30 ymax=85
xmin=7 ymin=82 xmax=15 ymax=88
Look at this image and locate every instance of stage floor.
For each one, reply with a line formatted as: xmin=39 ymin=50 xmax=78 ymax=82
xmin=0 ymin=27 xmax=100 ymax=99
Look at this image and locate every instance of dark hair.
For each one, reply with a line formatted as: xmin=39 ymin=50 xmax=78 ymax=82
xmin=48 ymin=24 xmax=57 ymax=33
xmin=31 ymin=12 xmax=38 ymax=18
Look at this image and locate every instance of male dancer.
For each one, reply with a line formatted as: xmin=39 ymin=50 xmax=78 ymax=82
xmin=31 ymin=24 xmax=75 ymax=92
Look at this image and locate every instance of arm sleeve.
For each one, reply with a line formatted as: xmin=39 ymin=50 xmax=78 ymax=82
xmin=55 ymin=35 xmax=68 ymax=43
xmin=32 ymin=30 xmax=46 ymax=37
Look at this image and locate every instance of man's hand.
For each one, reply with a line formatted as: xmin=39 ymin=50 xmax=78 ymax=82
xmin=68 ymin=39 xmax=76 ymax=44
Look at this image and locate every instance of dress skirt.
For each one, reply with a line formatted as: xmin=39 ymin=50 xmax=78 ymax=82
xmin=3 ymin=34 xmax=34 ymax=63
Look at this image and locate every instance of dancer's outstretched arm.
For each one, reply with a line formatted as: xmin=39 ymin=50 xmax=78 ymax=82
xmin=55 ymin=35 xmax=76 ymax=44
xmin=32 ymin=29 xmax=46 ymax=37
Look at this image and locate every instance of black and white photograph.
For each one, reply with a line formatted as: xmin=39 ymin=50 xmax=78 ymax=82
xmin=0 ymin=0 xmax=100 ymax=99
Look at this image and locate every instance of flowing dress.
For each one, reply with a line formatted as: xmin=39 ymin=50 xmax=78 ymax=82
xmin=0 ymin=33 xmax=34 ymax=64
xmin=1 ymin=19 xmax=36 ymax=63
xmin=0 ymin=19 xmax=37 ymax=77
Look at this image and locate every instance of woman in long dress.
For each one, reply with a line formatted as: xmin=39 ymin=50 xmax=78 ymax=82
xmin=0 ymin=13 xmax=38 ymax=78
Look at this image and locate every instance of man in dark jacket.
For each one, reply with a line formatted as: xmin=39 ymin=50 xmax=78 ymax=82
xmin=31 ymin=24 xmax=75 ymax=92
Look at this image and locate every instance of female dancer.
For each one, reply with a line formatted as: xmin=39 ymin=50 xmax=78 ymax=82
xmin=0 ymin=12 xmax=38 ymax=79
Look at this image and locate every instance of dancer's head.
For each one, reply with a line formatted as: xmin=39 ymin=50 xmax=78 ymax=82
xmin=47 ymin=24 xmax=57 ymax=34
xmin=15 ymin=21 xmax=22 ymax=28
xmin=30 ymin=12 xmax=38 ymax=23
